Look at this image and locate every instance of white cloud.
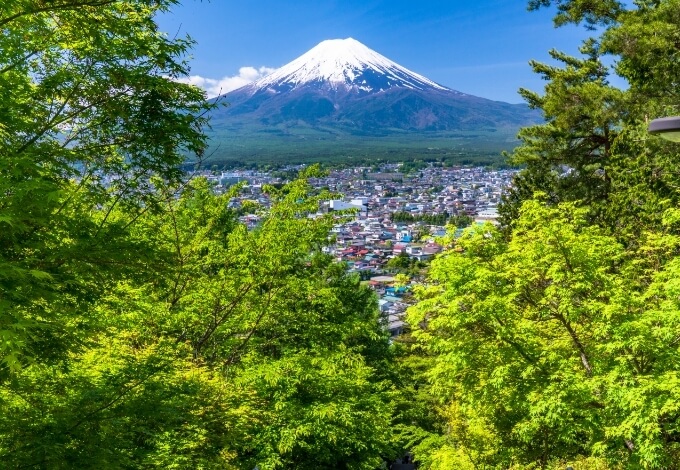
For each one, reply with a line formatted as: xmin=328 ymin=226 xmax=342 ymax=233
xmin=178 ymin=66 xmax=276 ymax=98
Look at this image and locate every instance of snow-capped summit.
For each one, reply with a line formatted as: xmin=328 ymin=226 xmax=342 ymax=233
xmin=248 ymin=38 xmax=450 ymax=94
xmin=209 ymin=38 xmax=540 ymax=146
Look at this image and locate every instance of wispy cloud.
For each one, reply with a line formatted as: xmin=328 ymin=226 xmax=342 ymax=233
xmin=178 ymin=66 xmax=275 ymax=98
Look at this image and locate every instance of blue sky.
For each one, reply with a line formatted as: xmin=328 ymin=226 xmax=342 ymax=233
xmin=157 ymin=0 xmax=596 ymax=103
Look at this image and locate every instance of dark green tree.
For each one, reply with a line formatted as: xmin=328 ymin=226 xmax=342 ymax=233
xmin=501 ymin=0 xmax=680 ymax=241
xmin=500 ymin=39 xmax=626 ymax=230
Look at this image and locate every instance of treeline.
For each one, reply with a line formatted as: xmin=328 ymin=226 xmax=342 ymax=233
xmin=392 ymin=211 xmax=447 ymax=226
xmin=201 ymin=152 xmax=515 ymax=172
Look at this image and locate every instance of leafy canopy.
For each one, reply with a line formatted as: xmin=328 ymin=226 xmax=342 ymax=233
xmin=408 ymin=1 xmax=680 ymax=468
xmin=0 ymin=2 xmax=400 ymax=468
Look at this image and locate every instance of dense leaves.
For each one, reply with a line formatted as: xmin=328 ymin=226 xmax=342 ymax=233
xmin=0 ymin=173 xmax=397 ymax=468
xmin=9 ymin=0 xmax=680 ymax=468
xmin=0 ymin=2 xmax=398 ymax=468
xmin=0 ymin=0 xmax=210 ymax=371
xmin=407 ymin=1 xmax=680 ymax=468
xmin=408 ymin=202 xmax=680 ymax=468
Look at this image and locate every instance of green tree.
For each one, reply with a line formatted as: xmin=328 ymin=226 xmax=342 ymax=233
xmin=150 ymin=174 xmax=397 ymax=468
xmin=500 ymin=39 xmax=626 ymax=229
xmin=405 ymin=2 xmax=680 ymax=468
xmin=0 ymin=2 xmax=400 ymax=467
xmin=0 ymin=338 xmax=239 ymax=468
xmin=449 ymin=214 xmax=473 ymax=229
xmin=392 ymin=211 xmax=416 ymax=223
xmin=408 ymin=200 xmax=680 ymax=468
xmin=527 ymin=0 xmax=622 ymax=28
xmin=0 ymin=0 xmax=210 ymax=371
xmin=0 ymin=174 xmax=398 ymax=468
xmin=501 ymin=0 xmax=680 ymax=241
xmin=388 ymin=251 xmax=413 ymax=271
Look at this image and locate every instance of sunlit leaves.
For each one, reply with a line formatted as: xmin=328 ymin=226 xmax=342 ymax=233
xmin=409 ymin=200 xmax=680 ymax=468
xmin=0 ymin=2 xmax=397 ymax=467
xmin=0 ymin=0 xmax=212 ymax=370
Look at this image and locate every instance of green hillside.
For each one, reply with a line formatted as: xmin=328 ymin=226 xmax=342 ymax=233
xmin=204 ymin=126 xmax=521 ymax=167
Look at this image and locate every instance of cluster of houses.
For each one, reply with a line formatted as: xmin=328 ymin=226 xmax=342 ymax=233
xmin=323 ymin=214 xmax=445 ymax=338
xmin=198 ymin=163 xmax=516 ymax=337
xmin=315 ymin=165 xmax=515 ymax=337
xmin=370 ymin=276 xmax=410 ymax=338
xmin=314 ymin=164 xmax=513 ymax=221
xmin=318 ymin=164 xmax=516 ymax=273
xmin=199 ymin=164 xmax=513 ymax=224
xmin=327 ymin=220 xmax=443 ymax=267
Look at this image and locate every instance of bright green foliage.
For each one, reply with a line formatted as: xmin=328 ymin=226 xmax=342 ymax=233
xmin=407 ymin=1 xmax=680 ymax=468
xmin=0 ymin=173 xmax=397 ymax=468
xmin=0 ymin=0 xmax=210 ymax=371
xmin=234 ymin=349 xmax=393 ymax=470
xmin=408 ymin=200 xmax=680 ymax=468
xmin=133 ymin=175 xmax=396 ymax=468
xmin=0 ymin=339 xmax=239 ymax=468
xmin=0 ymin=2 xmax=398 ymax=467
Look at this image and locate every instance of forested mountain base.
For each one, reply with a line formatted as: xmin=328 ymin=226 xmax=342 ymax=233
xmin=201 ymin=130 xmax=516 ymax=169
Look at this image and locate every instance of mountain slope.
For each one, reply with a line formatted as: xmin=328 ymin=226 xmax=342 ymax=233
xmin=206 ymin=38 xmax=540 ymax=163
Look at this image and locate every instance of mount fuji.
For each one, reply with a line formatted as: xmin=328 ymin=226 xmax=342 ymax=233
xmin=248 ymin=37 xmax=449 ymax=95
xmin=206 ymin=38 xmax=540 ymax=163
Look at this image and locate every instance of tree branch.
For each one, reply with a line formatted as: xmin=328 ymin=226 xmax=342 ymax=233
xmin=0 ymin=0 xmax=117 ymax=29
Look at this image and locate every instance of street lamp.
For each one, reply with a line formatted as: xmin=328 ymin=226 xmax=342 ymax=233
xmin=648 ymin=116 xmax=680 ymax=142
